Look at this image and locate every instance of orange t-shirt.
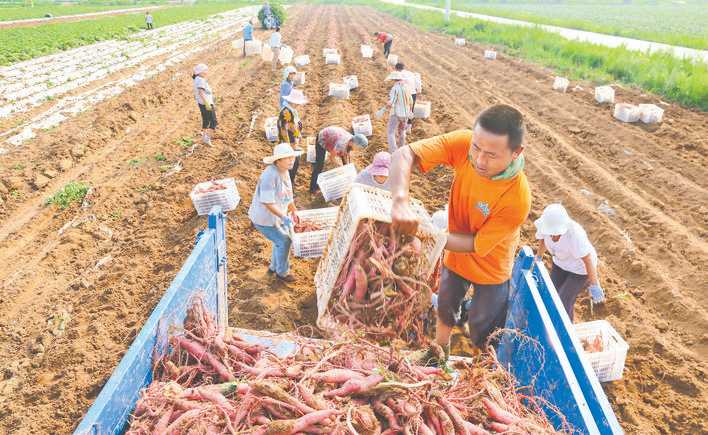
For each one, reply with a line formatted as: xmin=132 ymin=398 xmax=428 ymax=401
xmin=410 ymin=129 xmax=531 ymax=285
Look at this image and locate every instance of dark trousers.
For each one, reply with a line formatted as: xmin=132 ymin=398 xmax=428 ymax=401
xmin=437 ymin=266 xmax=510 ymax=348
xmin=550 ymin=263 xmax=588 ymax=321
xmin=278 ymin=127 xmax=300 ymax=186
xmin=146 ymin=22 xmax=153 ymax=30
xmin=309 ymin=141 xmax=327 ymax=193
xmin=409 ymin=93 xmax=417 ymax=125
xmin=383 ymin=40 xmax=392 ymax=58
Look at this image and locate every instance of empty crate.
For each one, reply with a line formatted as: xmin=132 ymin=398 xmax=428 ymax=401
xmin=232 ymin=38 xmax=244 ymax=50
xmin=245 ymin=39 xmax=262 ymax=56
xmin=352 ymin=114 xmax=373 ymax=137
xmin=294 ymin=55 xmax=310 ymax=67
xmin=264 ymin=116 xmax=278 ymax=141
xmin=322 ymin=48 xmax=338 ymax=56
xmin=595 ymin=86 xmax=615 ymax=104
xmin=279 ymin=46 xmax=294 ymax=65
xmin=325 ymin=53 xmax=341 ymax=65
xmin=344 ymin=75 xmax=359 ymax=90
xmin=553 ymin=77 xmax=569 ymax=93
xmin=613 ymin=103 xmax=641 ymax=123
xmin=291 ymin=207 xmax=340 ymax=258
xmin=484 ymin=50 xmax=497 ymax=60
xmin=575 ymin=320 xmax=629 ymax=382
xmin=454 ymin=38 xmax=466 ymax=46
xmin=328 ymin=83 xmax=349 ymax=99
xmin=387 ymin=54 xmax=399 ymax=66
xmin=414 ymin=101 xmax=431 ymax=119
xmin=361 ymin=44 xmax=374 ymax=58
xmin=294 ymin=72 xmax=305 ymax=86
xmin=639 ymin=104 xmax=664 ymax=124
xmin=306 ymin=137 xmax=328 ymax=163
xmin=190 ymin=178 xmax=240 ymax=216
xmin=317 ymin=163 xmax=357 ymax=202
xmin=414 ymin=72 xmax=422 ymax=93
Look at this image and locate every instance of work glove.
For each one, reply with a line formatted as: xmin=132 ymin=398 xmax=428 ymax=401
xmin=588 ymin=283 xmax=606 ymax=304
xmin=204 ymin=102 xmax=213 ymax=112
xmin=281 ymin=216 xmax=293 ymax=228
xmin=374 ymin=106 xmax=387 ymax=120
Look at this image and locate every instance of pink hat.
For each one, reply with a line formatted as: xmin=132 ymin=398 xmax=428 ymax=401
xmin=369 ymin=151 xmax=391 ymax=177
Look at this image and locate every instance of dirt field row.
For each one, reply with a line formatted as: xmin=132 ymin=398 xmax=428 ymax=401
xmin=0 ymin=5 xmax=705 ymax=434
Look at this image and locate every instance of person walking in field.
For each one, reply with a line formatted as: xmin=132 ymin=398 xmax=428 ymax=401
xmin=374 ymin=31 xmax=394 ymax=58
xmin=394 ymin=62 xmax=419 ymax=128
xmin=242 ymin=19 xmax=254 ymax=57
xmin=192 ymin=64 xmax=217 ymax=145
xmin=277 ymin=89 xmax=307 ymax=186
xmin=270 ymin=26 xmax=282 ymax=72
xmin=534 ymin=203 xmax=605 ymax=321
xmin=248 ymin=143 xmax=303 ymax=284
xmin=384 ymin=71 xmax=414 ymax=153
xmin=145 ymin=12 xmax=154 ymax=30
xmin=354 ymin=151 xmax=391 ymax=191
xmin=389 ymin=104 xmax=531 ymax=365
xmin=309 ymin=126 xmax=368 ymax=194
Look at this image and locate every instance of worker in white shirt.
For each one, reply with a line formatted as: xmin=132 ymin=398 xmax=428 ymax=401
xmin=270 ymin=26 xmax=282 ymax=72
xmin=394 ymin=62 xmax=418 ymax=129
xmin=145 ymin=12 xmax=154 ymax=30
xmin=534 ymin=203 xmax=606 ymax=321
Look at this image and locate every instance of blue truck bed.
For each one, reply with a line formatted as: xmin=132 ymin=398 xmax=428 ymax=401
xmin=73 ymin=210 xmax=623 ymax=434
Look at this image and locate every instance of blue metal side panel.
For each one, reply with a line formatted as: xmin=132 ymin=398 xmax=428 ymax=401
xmin=526 ymin=250 xmax=623 ymax=434
xmin=73 ymin=211 xmax=226 ymax=435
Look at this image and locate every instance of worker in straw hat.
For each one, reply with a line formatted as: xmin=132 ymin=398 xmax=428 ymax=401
xmin=381 ymin=70 xmax=413 ymax=153
xmin=280 ymin=66 xmax=298 ymax=108
xmin=309 ymin=126 xmax=368 ymax=194
xmin=248 ymin=142 xmax=303 ymax=284
xmin=278 ymin=88 xmax=308 ymax=186
xmin=534 ymin=203 xmax=605 ymax=321
xmin=192 ymin=63 xmax=217 ymax=145
xmin=354 ymin=151 xmax=391 ymax=191
xmin=390 ymin=105 xmax=531 ymax=365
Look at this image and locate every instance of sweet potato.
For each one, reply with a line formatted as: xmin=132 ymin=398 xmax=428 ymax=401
xmin=323 ymin=374 xmax=384 ymax=397
xmin=172 ymin=336 xmax=235 ymax=382
xmin=483 ymin=398 xmax=519 ymax=425
xmin=352 ymin=264 xmax=369 ymax=302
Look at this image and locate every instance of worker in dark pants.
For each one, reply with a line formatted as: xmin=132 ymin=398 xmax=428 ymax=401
xmin=277 ymin=89 xmax=308 ymax=187
xmin=374 ymin=31 xmax=393 ymax=58
xmin=145 ymin=12 xmax=154 ymax=30
xmin=309 ymin=126 xmax=368 ymax=194
xmin=390 ymin=105 xmax=531 ymax=365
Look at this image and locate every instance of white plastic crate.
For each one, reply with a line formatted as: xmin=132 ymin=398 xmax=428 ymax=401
xmin=613 ymin=103 xmax=641 ymax=123
xmin=261 ymin=44 xmax=273 ymax=62
xmin=190 ymin=178 xmax=240 ymax=216
xmin=293 ymin=72 xmax=305 ymax=86
xmin=352 ymin=114 xmax=373 ymax=137
xmin=317 ymin=163 xmax=357 ymax=202
xmin=638 ymin=104 xmax=664 ymax=124
xmin=484 ymin=50 xmax=497 ymax=60
xmin=232 ymin=38 xmax=244 ymax=50
xmin=294 ymin=55 xmax=310 ymax=67
xmin=553 ymin=77 xmax=569 ymax=93
xmin=574 ymin=320 xmax=628 ymax=382
xmin=264 ymin=116 xmax=278 ymax=142
xmin=387 ymin=54 xmax=399 ymax=66
xmin=306 ymin=137 xmax=329 ymax=163
xmin=414 ymin=101 xmax=431 ymax=119
xmin=594 ymin=86 xmax=614 ymax=104
xmin=414 ymin=72 xmax=422 ymax=93
xmin=279 ymin=46 xmax=294 ymax=65
xmin=344 ymin=75 xmax=359 ymax=90
xmin=245 ymin=39 xmax=262 ymax=56
xmin=314 ymin=184 xmax=447 ymax=329
xmin=328 ymin=83 xmax=350 ymax=99
xmin=360 ymin=44 xmax=373 ymax=58
xmin=322 ymin=48 xmax=338 ymax=56
xmin=325 ymin=53 xmax=341 ymax=65
xmin=454 ymin=38 xmax=466 ymax=46
xmin=291 ymin=207 xmax=339 ymax=258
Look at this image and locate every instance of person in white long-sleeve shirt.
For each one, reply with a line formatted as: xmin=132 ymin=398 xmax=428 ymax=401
xmin=270 ymin=27 xmax=282 ymax=72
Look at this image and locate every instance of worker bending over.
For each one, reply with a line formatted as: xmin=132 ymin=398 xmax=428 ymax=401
xmin=390 ymin=104 xmax=531 ymax=364
xmin=374 ymin=31 xmax=394 ymax=58
xmin=309 ymin=126 xmax=368 ymax=194
xmin=354 ymin=151 xmax=391 ymax=191
xmin=535 ymin=203 xmax=605 ymax=321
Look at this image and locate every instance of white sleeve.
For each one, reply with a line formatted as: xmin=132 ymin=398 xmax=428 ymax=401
xmin=571 ymin=227 xmax=593 ymax=259
xmin=534 ymin=231 xmax=545 ymax=240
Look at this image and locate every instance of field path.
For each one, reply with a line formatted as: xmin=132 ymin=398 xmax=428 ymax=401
xmin=0 ymin=5 xmax=165 ymax=29
xmin=0 ymin=4 xmax=705 ymax=434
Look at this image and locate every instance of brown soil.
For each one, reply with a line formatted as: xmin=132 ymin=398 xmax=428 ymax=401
xmin=0 ymin=5 xmax=706 ymax=435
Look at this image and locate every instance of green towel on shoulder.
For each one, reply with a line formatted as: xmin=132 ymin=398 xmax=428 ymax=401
xmin=492 ymin=154 xmax=525 ymax=181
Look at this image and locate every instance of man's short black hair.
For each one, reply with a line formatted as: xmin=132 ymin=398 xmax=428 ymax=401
xmin=474 ymin=104 xmax=524 ymax=151
xmin=275 ymin=26 xmax=280 ymax=31
xmin=395 ymin=63 xmax=404 ymax=71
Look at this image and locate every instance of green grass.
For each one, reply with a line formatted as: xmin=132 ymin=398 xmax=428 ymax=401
xmin=45 ymin=181 xmax=90 ymax=209
xmin=0 ymin=1 xmax=246 ymax=65
xmin=409 ymin=0 xmax=708 ymax=50
xmin=362 ymin=1 xmax=707 ymax=110
xmin=0 ymin=3 xmax=165 ymax=22
xmin=154 ymin=152 xmax=166 ymax=161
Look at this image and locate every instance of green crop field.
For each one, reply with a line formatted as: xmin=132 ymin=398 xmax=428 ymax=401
xmin=408 ymin=0 xmax=708 ymax=50
xmin=0 ymin=1 xmax=247 ymax=65
xmin=0 ymin=3 xmax=165 ymax=22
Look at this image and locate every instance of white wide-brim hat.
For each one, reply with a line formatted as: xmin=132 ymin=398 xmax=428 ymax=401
xmin=194 ymin=63 xmax=208 ymax=75
xmin=263 ymin=142 xmax=303 ymax=165
xmin=283 ymin=89 xmax=308 ymax=105
xmin=282 ymin=66 xmax=297 ymax=80
xmin=534 ymin=203 xmax=571 ymax=236
xmin=386 ymin=71 xmax=405 ymax=81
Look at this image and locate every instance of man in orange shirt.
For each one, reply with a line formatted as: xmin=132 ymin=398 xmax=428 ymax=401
xmin=390 ymin=104 xmax=531 ymax=362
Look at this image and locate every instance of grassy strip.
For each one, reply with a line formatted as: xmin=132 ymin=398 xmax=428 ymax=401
xmin=0 ymin=3 xmax=165 ymax=22
xmin=345 ymin=0 xmax=707 ymax=110
xmin=407 ymin=0 xmax=708 ymax=50
xmin=0 ymin=1 xmax=247 ymax=65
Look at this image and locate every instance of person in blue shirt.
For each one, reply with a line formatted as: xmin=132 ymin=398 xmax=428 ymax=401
xmin=242 ymin=19 xmax=254 ymax=57
xmin=279 ymin=66 xmax=297 ymax=108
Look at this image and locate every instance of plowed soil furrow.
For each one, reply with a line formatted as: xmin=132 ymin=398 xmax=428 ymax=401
xmin=0 ymin=5 xmax=706 ymax=435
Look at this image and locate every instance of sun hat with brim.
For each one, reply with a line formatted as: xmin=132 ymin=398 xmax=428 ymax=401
xmin=369 ymin=151 xmax=391 ymax=177
xmin=283 ymin=66 xmax=297 ymax=80
xmin=194 ymin=63 xmax=208 ymax=75
xmin=534 ymin=203 xmax=571 ymax=236
xmin=351 ymin=133 xmax=368 ymax=148
xmin=283 ymin=89 xmax=308 ymax=105
xmin=263 ymin=142 xmax=303 ymax=165
xmin=386 ymin=71 xmax=405 ymax=81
